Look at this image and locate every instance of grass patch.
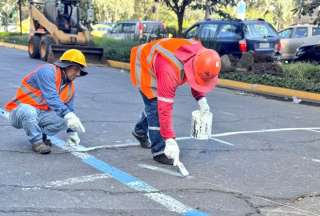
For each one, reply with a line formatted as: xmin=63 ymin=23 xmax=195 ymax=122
xmin=93 ymin=37 xmax=140 ymax=62
xmin=0 ymin=32 xmax=28 ymax=46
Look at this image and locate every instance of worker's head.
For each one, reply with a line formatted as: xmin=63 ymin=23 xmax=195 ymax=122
xmin=54 ymin=49 xmax=88 ymax=82
xmin=175 ymin=43 xmax=221 ymax=93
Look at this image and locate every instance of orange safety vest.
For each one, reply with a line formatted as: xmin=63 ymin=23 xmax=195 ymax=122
xmin=5 ymin=65 xmax=75 ymax=112
xmin=130 ymin=38 xmax=194 ymax=99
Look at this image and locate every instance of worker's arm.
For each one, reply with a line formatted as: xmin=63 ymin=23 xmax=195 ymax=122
xmin=155 ymin=55 xmax=179 ymax=140
xmin=191 ymin=88 xmax=205 ymax=101
xmin=34 ymin=66 xmax=71 ymax=117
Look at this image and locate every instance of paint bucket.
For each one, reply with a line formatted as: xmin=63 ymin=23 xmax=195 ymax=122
xmin=190 ymin=110 xmax=212 ymax=140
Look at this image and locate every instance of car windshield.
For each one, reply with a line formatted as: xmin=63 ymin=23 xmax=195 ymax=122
xmin=245 ymin=23 xmax=277 ymax=38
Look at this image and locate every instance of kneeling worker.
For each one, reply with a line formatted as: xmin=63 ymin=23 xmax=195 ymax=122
xmin=130 ymin=38 xmax=221 ymax=165
xmin=4 ymin=49 xmax=87 ymax=154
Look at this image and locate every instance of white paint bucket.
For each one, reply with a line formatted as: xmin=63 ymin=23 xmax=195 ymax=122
xmin=190 ymin=110 xmax=212 ymax=140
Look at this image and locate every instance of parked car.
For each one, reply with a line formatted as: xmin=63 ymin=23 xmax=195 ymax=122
xmin=278 ymin=24 xmax=320 ymax=61
xmin=183 ymin=19 xmax=280 ymax=62
xmin=108 ymin=20 xmax=167 ymax=41
xmin=91 ymin=23 xmax=113 ymax=38
xmin=296 ymin=40 xmax=320 ymax=63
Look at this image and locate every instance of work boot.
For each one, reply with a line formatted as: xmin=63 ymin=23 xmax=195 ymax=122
xmin=42 ymin=134 xmax=52 ymax=146
xmin=132 ymin=131 xmax=151 ymax=149
xmin=32 ymin=142 xmax=51 ymax=154
xmin=153 ymin=153 xmax=173 ymax=165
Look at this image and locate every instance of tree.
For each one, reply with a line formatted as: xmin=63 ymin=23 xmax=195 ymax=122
xmin=295 ymin=0 xmax=320 ymax=16
xmin=158 ymin=0 xmax=236 ymax=36
xmin=93 ymin=0 xmax=134 ymax=23
xmin=0 ymin=0 xmax=18 ymax=31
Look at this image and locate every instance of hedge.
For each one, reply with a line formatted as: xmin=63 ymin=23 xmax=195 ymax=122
xmin=220 ymin=63 xmax=320 ymax=93
xmin=93 ymin=37 xmax=140 ymax=63
xmin=0 ymin=32 xmax=29 ymax=46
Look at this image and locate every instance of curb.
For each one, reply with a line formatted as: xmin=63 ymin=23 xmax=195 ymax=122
xmin=103 ymin=60 xmax=320 ymax=103
xmin=0 ymin=42 xmax=28 ymax=51
xmin=1 ymin=42 xmax=319 ymax=103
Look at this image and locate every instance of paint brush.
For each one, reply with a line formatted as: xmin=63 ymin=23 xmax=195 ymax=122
xmin=176 ymin=161 xmax=190 ymax=177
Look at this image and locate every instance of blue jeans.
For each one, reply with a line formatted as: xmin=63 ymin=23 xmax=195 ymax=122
xmin=134 ymin=92 xmax=165 ymax=156
xmin=9 ymin=104 xmax=67 ymax=145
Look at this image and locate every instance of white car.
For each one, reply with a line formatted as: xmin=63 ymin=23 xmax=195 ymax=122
xmin=278 ymin=24 xmax=320 ymax=61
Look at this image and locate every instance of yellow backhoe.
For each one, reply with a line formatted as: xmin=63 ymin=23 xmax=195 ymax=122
xmin=28 ymin=0 xmax=103 ymax=62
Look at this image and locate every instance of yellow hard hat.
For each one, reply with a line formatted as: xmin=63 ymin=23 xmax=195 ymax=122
xmin=60 ymin=49 xmax=87 ymax=67
xmin=55 ymin=49 xmax=88 ymax=76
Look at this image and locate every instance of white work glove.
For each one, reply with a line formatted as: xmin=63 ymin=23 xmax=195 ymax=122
xmin=164 ymin=138 xmax=180 ymax=166
xmin=198 ymin=97 xmax=210 ymax=115
xmin=64 ymin=112 xmax=86 ymax=133
xmin=66 ymin=132 xmax=80 ymax=146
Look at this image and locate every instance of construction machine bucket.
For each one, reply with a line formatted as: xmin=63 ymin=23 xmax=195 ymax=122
xmin=51 ymin=44 xmax=104 ymax=64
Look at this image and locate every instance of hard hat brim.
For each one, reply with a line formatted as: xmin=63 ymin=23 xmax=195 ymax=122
xmin=183 ymin=57 xmax=219 ymax=93
xmin=174 ymin=43 xmax=218 ymax=93
xmin=54 ymin=60 xmax=88 ymax=76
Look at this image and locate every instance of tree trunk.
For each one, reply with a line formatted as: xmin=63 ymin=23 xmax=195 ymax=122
xmin=177 ymin=12 xmax=184 ymax=37
xmin=205 ymin=0 xmax=210 ymax=19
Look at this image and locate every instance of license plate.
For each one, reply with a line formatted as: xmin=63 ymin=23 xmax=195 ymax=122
xmin=259 ymin=43 xmax=270 ymax=48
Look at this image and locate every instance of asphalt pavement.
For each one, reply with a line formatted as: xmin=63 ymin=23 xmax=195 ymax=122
xmin=1 ymin=47 xmax=320 ymax=216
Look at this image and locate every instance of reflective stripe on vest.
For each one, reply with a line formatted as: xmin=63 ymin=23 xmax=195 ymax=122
xmin=5 ymin=65 xmax=75 ymax=111
xmin=134 ymin=44 xmax=146 ymax=86
xmin=130 ymin=39 xmax=193 ymax=99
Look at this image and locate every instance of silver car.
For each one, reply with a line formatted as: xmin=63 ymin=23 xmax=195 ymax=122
xmin=278 ymin=24 xmax=320 ymax=61
xmin=108 ymin=20 xmax=167 ymax=41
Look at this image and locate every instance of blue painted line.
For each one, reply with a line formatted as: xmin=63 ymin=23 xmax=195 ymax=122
xmin=51 ymin=136 xmax=209 ymax=215
xmin=0 ymin=108 xmax=209 ymax=215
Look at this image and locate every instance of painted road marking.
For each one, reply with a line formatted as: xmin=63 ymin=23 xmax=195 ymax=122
xmin=50 ymin=136 xmax=208 ymax=216
xmin=23 ymin=174 xmax=110 ymax=191
xmin=72 ymin=142 xmax=140 ymax=152
xmin=210 ymin=138 xmax=235 ymax=146
xmin=211 ymin=127 xmax=320 ymax=138
xmin=138 ymin=163 xmax=187 ymax=178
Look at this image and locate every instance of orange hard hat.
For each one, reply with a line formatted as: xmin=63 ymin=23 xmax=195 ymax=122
xmin=178 ymin=45 xmax=221 ymax=93
xmin=193 ymin=48 xmax=221 ymax=88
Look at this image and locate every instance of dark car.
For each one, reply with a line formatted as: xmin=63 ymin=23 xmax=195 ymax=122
xmin=296 ymin=41 xmax=320 ymax=63
xmin=183 ymin=19 xmax=281 ymax=61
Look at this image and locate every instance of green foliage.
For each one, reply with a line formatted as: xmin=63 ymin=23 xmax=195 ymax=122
xmin=93 ymin=37 xmax=140 ymax=62
xmin=0 ymin=32 xmax=28 ymax=45
xmin=221 ymin=63 xmax=320 ymax=93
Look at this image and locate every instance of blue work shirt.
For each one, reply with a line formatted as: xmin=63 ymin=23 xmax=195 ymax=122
xmin=27 ymin=64 xmax=74 ymax=117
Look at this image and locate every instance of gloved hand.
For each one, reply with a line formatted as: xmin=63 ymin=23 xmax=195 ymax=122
xmin=164 ymin=138 xmax=180 ymax=166
xmin=64 ymin=112 xmax=86 ymax=133
xmin=198 ymin=97 xmax=210 ymax=115
xmin=66 ymin=132 xmax=80 ymax=146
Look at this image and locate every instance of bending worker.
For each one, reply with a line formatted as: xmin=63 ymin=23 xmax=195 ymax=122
xmin=4 ymin=49 xmax=87 ymax=154
xmin=130 ymin=38 xmax=221 ymax=165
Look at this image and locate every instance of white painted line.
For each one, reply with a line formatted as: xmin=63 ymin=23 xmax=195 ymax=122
xmin=210 ymin=138 xmax=235 ymax=146
xmin=72 ymin=142 xmax=140 ymax=152
xmin=211 ymin=127 xmax=320 ymax=138
xmin=220 ymin=111 xmax=236 ymax=116
xmin=311 ymin=158 xmax=320 ymax=163
xmin=176 ymin=136 xmax=192 ymax=141
xmin=309 ymin=129 xmax=320 ymax=133
xmin=138 ymin=163 xmax=182 ymax=177
xmin=23 ymin=174 xmax=110 ymax=191
xmin=44 ymin=174 xmax=110 ymax=187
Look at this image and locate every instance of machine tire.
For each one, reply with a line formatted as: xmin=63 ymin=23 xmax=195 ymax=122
xmin=28 ymin=35 xmax=41 ymax=59
xmin=40 ymin=36 xmax=54 ymax=62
